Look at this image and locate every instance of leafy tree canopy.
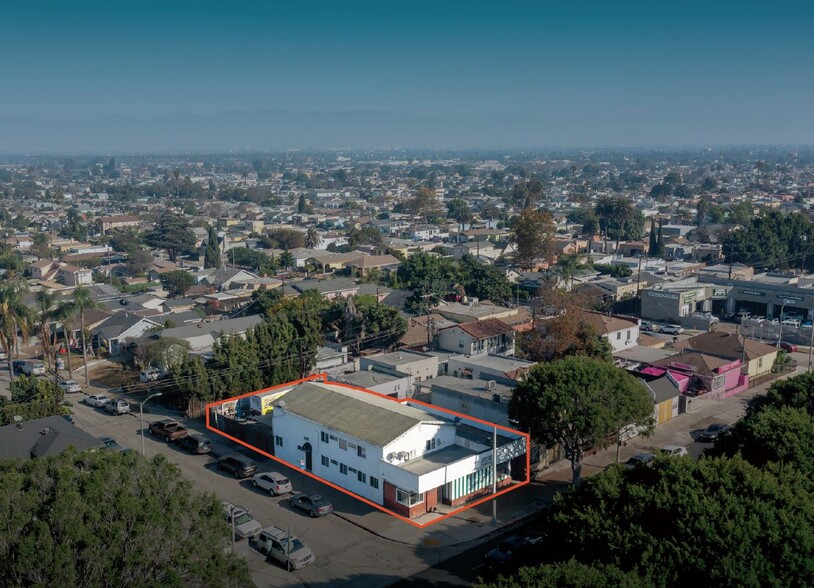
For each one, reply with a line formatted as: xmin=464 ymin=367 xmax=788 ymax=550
xmin=143 ymin=213 xmax=195 ymax=262
xmin=160 ymin=270 xmax=195 ymax=298
xmin=0 ymin=450 xmax=251 ymax=587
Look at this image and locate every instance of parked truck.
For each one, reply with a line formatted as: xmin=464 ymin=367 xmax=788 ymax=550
xmin=19 ymin=360 xmax=46 ymax=376
xmin=148 ymin=419 xmax=189 ymax=442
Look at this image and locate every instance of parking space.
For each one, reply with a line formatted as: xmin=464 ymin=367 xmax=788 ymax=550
xmin=66 ymin=396 xmax=475 ymax=588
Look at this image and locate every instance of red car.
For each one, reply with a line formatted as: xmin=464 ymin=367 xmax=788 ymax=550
xmin=779 ymin=342 xmax=798 ymax=353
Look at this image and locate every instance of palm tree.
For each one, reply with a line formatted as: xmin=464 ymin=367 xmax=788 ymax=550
xmin=35 ymin=289 xmax=57 ymax=370
xmin=594 ymin=196 xmax=615 ymax=252
xmin=55 ymin=300 xmax=77 ymax=380
xmin=304 ymin=227 xmax=321 ymax=249
xmin=610 ymin=196 xmax=635 ymax=252
xmin=696 ymin=198 xmax=709 ymax=227
xmin=72 ymin=286 xmax=102 ymax=386
xmin=0 ymin=280 xmax=31 ymax=382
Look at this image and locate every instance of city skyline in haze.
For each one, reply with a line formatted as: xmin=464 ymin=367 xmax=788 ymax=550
xmin=3 ymin=0 xmax=813 ymax=149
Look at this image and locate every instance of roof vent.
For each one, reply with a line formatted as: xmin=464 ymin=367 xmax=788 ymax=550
xmin=40 ymin=427 xmax=51 ymax=435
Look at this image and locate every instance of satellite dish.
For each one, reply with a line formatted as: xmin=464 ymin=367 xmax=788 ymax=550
xmin=13 ymin=415 xmax=22 ymax=423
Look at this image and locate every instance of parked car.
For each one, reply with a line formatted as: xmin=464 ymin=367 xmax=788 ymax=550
xmin=781 ymin=319 xmax=801 ymax=328
xmin=779 ymin=341 xmax=798 ymax=353
xmin=289 ymin=493 xmax=334 ymax=517
xmin=252 ymin=472 xmax=293 ymax=496
xmin=623 ymin=452 xmax=656 ymax=469
xmin=217 ymin=454 xmax=258 ymax=478
xmin=783 ymin=312 xmax=804 ymax=322
xmin=63 ymin=414 xmax=75 ymax=424
xmin=177 ymin=434 xmax=212 ymax=454
xmin=11 ymin=360 xmax=25 ymax=374
xmin=139 ymin=366 xmax=167 ymax=382
xmin=57 ymin=380 xmax=82 ymax=393
xmin=660 ymin=325 xmax=684 ymax=335
xmin=641 ymin=322 xmax=660 ymax=333
xmin=802 ymin=320 xmax=813 ymax=329
xmin=222 ymin=501 xmax=261 ymax=540
xmin=85 ymin=394 xmax=111 ymax=407
xmin=148 ymin=419 xmax=189 ymax=442
xmin=104 ymin=399 xmax=131 ymax=415
xmin=19 ymin=360 xmax=46 ymax=376
xmin=484 ymin=534 xmax=542 ymax=570
xmin=99 ymin=436 xmax=123 ymax=451
xmin=699 ymin=423 xmax=730 ymax=442
xmin=256 ymin=525 xmax=316 ymax=571
xmin=659 ymin=445 xmax=688 ymax=457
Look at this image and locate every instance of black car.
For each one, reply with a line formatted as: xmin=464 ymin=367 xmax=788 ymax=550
xmin=699 ymin=423 xmax=730 ymax=442
xmin=11 ymin=360 xmax=25 ymax=375
xmin=217 ymin=454 xmax=257 ymax=478
xmin=178 ymin=434 xmax=212 ymax=455
xmin=484 ymin=534 xmax=542 ymax=570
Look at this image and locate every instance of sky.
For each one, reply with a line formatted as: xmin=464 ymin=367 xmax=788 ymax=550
xmin=1 ymin=0 xmax=813 ymax=146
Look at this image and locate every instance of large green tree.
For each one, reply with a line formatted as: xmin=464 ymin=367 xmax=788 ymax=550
xmin=0 ymin=376 xmax=66 ymax=425
xmin=204 ymin=225 xmax=222 ymax=269
xmin=539 ymin=456 xmax=814 ymax=587
xmin=160 ymin=270 xmax=195 ymax=298
xmin=476 ymin=559 xmax=650 ymax=588
xmin=143 ymin=213 xmax=196 ymax=262
xmin=512 ymin=208 xmax=555 ymax=269
xmin=510 ymin=357 xmax=654 ymax=486
xmin=0 ymin=451 xmax=251 ymax=587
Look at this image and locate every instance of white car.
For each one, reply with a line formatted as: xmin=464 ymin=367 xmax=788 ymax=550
xmin=659 ymin=445 xmax=689 ymax=457
xmin=223 ymin=501 xmax=261 ymax=540
xmin=252 ymin=472 xmax=293 ymax=496
xmin=660 ymin=325 xmax=684 ymax=335
xmin=58 ymin=380 xmax=82 ymax=393
xmin=85 ymin=394 xmax=110 ymax=407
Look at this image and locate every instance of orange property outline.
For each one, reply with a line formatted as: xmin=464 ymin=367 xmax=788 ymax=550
xmin=205 ymin=374 xmax=530 ymax=528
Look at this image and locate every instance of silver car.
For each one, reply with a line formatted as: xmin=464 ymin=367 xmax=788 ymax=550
xmin=223 ymin=501 xmax=261 ymax=540
xmin=104 ymin=399 xmax=131 ymax=415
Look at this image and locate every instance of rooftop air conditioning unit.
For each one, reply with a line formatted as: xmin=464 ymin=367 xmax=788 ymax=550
xmin=487 ymin=380 xmax=497 ymax=391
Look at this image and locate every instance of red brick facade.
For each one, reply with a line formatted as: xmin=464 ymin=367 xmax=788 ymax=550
xmin=383 ymin=481 xmax=439 ymax=518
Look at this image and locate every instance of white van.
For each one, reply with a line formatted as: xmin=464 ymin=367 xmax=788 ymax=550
xmin=21 ymin=361 xmax=46 ymax=376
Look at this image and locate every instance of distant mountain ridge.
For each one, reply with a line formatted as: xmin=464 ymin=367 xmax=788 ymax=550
xmin=0 ymin=109 xmax=554 ymax=154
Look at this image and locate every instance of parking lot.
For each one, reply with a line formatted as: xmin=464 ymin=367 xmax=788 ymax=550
xmin=67 ymin=394 xmax=488 ymax=588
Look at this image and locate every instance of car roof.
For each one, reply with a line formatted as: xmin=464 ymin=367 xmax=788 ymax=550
xmin=660 ymin=445 xmax=683 ymax=451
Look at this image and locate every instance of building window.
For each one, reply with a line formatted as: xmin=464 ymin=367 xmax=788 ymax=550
xmin=340 ymin=463 xmax=348 ymax=475
xmin=425 ymin=438 xmax=436 ymax=451
xmin=275 ymin=436 xmax=283 ymax=447
xmin=357 ymin=471 xmax=366 ymax=484
xmin=339 ymin=439 xmax=348 ymax=451
xmin=330 ymin=459 xmax=338 ymax=465
xmin=616 ymin=332 xmax=621 ymax=340
xmin=370 ymin=476 xmax=379 ymax=489
xmin=321 ymin=431 xmax=329 ymax=443
xmin=349 ymin=467 xmax=357 ymax=474
xmin=357 ymin=446 xmax=366 ymax=458
xmin=758 ymin=358 xmax=763 ymax=368
xmin=396 ymin=489 xmax=424 ymax=507
xmin=321 ymin=456 xmax=329 ymax=467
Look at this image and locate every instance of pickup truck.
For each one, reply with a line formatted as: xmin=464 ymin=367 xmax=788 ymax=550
xmin=148 ymin=419 xmax=189 ymax=442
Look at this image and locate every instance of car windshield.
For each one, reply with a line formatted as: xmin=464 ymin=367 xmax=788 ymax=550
xmin=102 ymin=438 xmax=117 ymax=447
xmin=276 ymin=478 xmax=290 ymax=485
xmin=285 ymin=538 xmax=305 ymax=552
xmin=234 ymin=513 xmax=253 ymax=525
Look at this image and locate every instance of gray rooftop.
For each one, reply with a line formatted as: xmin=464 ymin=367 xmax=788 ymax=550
xmin=160 ymin=314 xmax=262 ymax=340
xmin=269 ymin=382 xmax=447 ymax=447
xmin=430 ymin=375 xmax=515 ymax=401
xmin=0 ymin=415 xmax=103 ymax=459
xmin=450 ymin=354 xmax=535 ymax=372
xmin=364 ymin=350 xmax=434 ymax=367
xmin=397 ymin=444 xmax=477 ymax=476
xmin=334 ymin=371 xmax=407 ymax=388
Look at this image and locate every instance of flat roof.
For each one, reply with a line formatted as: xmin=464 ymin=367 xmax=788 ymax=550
xmin=364 ymin=350 xmax=434 ymax=366
xmin=396 ymin=444 xmax=477 ymax=476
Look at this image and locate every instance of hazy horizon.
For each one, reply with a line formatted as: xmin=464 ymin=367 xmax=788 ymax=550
xmin=3 ymin=0 xmax=813 ymax=150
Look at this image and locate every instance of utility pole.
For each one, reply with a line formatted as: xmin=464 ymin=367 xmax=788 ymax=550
xmin=801 ymin=235 xmax=809 ymax=274
xmin=636 ymin=253 xmax=644 ymax=316
xmin=491 ymin=425 xmax=498 ymax=526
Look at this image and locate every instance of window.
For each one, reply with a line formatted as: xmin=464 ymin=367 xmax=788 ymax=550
xmin=370 ymin=476 xmax=379 ymax=489
xmin=321 ymin=455 xmax=329 ymax=467
xmin=320 ymin=431 xmax=329 ymax=443
xmin=339 ymin=463 xmax=348 ymax=475
xmin=275 ymin=436 xmax=283 ymax=447
xmin=425 ymin=438 xmax=436 ymax=451
xmin=330 ymin=459 xmax=338 ymax=465
xmin=339 ymin=439 xmax=348 ymax=451
xmin=349 ymin=467 xmax=357 ymax=474
xmin=758 ymin=358 xmax=763 ymax=368
xmin=616 ymin=332 xmax=621 ymax=340
xmin=626 ymin=330 xmax=631 ymax=341
xmin=396 ymin=489 xmax=424 ymax=507
xmin=357 ymin=446 xmax=366 ymax=458
xmin=357 ymin=471 xmax=366 ymax=484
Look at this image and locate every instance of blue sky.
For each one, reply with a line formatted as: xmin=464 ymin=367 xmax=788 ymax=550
xmin=2 ymin=1 xmax=812 ymax=145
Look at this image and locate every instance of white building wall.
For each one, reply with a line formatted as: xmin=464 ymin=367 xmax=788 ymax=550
xmin=272 ymin=409 xmax=386 ymax=504
xmin=606 ymin=325 xmax=639 ymax=353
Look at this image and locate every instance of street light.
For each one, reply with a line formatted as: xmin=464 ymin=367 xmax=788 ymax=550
xmin=140 ymin=392 xmax=163 ymax=456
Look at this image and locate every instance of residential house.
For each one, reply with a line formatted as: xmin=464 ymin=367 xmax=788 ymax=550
xmin=437 ymin=319 xmax=516 ymax=356
xmin=429 ymin=375 xmax=515 ymax=427
xmin=446 ymin=354 xmax=536 ymax=386
xmin=644 ymin=376 xmax=680 ymax=424
xmin=158 ymin=314 xmax=264 ymax=355
xmin=577 ymin=310 xmax=640 ymax=353
xmin=99 ymin=215 xmax=140 ymax=233
xmin=671 ymin=331 xmax=779 ymax=379
xmin=0 ymin=416 xmax=103 ymax=459
xmin=93 ymin=313 xmax=162 ymax=354
xmin=291 ymin=278 xmax=359 ymax=300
